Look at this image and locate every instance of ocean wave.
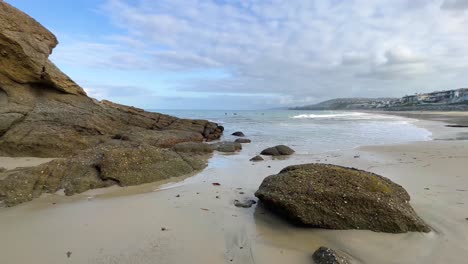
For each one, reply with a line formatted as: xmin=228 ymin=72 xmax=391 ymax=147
xmin=291 ymin=112 xmax=367 ymax=119
xmin=290 ymin=112 xmax=409 ymax=121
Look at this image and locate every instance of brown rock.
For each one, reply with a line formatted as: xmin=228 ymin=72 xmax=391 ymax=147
xmin=235 ymin=138 xmax=251 ymax=143
xmin=260 ymin=145 xmax=295 ymax=156
xmin=255 ymin=163 xmax=430 ymax=233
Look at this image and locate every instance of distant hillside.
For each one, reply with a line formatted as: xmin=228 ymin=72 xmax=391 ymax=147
xmin=291 ymin=98 xmax=396 ymax=110
xmin=291 ymin=88 xmax=468 ymax=111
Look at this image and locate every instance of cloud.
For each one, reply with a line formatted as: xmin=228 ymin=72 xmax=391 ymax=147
xmin=441 ymin=0 xmax=468 ymax=10
xmin=51 ymin=0 xmax=468 ymax=107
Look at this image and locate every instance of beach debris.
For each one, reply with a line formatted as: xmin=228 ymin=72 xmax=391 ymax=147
xmin=200 ymin=208 xmax=210 ymax=211
xmin=312 ymin=247 xmax=349 ymax=264
xmin=235 ymin=138 xmax=251 ymax=143
xmin=354 ymin=155 xmax=360 ymax=158
xmin=255 ymin=163 xmax=431 ymax=233
xmin=66 ymin=251 xmax=72 ymax=258
xmin=424 ymin=188 xmax=430 ymax=190
xmin=239 ymin=192 xmax=245 ymax=194
xmin=234 ymin=199 xmax=257 ymax=208
xmin=267 ymin=166 xmax=271 ymax=168
xmin=216 ymin=196 xmax=220 ymax=199
xmin=175 ymin=194 xmax=180 ymax=198
xmin=212 ymin=182 xmax=221 ymax=186
xmin=250 ymin=155 xmax=264 ymax=162
xmin=260 ymin=145 xmax=295 ymax=156
xmin=232 ymin=131 xmax=245 ymax=137
xmin=161 ymin=227 xmax=167 ymax=231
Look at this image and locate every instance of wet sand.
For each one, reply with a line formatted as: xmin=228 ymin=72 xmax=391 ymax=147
xmin=0 ymin=113 xmax=467 ymax=263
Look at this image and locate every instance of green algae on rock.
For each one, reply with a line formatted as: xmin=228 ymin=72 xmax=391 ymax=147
xmin=255 ymin=163 xmax=431 ymax=233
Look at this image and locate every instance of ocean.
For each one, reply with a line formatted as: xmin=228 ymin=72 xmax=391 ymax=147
xmin=155 ymin=110 xmax=432 ymax=154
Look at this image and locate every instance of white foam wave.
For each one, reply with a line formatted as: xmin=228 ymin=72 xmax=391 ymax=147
xmin=291 ymin=112 xmax=409 ymax=121
xmin=292 ymin=112 xmax=367 ymax=119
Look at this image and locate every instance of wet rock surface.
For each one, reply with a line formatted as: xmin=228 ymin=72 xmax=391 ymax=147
xmin=234 ymin=138 xmax=251 ymax=143
xmin=312 ymin=247 xmax=349 ymax=264
xmin=250 ymin=155 xmax=264 ymax=161
xmin=212 ymin=142 xmax=242 ymax=153
xmin=260 ymin=145 xmax=295 ymax=156
xmin=0 ymin=2 xmax=223 ymax=206
xmin=234 ymin=199 xmax=257 ymax=208
xmin=231 ymin=131 xmax=245 ymax=137
xmin=255 ymin=163 xmax=430 ymax=233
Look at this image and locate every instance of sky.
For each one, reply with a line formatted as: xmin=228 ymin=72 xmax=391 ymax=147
xmin=7 ymin=0 xmax=468 ymax=109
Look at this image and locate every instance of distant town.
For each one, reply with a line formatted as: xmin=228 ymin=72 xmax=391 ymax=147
xmin=292 ymin=88 xmax=468 ymax=111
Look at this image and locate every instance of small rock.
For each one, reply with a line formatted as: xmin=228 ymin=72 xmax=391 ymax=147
xmin=424 ymin=188 xmax=430 ymax=190
xmin=175 ymin=194 xmax=180 ymax=197
xmin=312 ymin=247 xmax=349 ymax=264
xmin=212 ymin=182 xmax=221 ymax=186
xmin=232 ymin=131 xmax=245 ymax=137
xmin=161 ymin=227 xmax=167 ymax=231
xmin=250 ymin=155 xmax=264 ymax=162
xmin=353 ymin=155 xmax=360 ymax=158
xmin=239 ymin=192 xmax=245 ymax=194
xmin=234 ymin=199 xmax=257 ymax=208
xmin=66 ymin=251 xmax=72 ymax=258
xmin=261 ymin=145 xmax=295 ymax=156
xmin=235 ymin=138 xmax=251 ymax=143
xmin=216 ymin=196 xmax=220 ymax=199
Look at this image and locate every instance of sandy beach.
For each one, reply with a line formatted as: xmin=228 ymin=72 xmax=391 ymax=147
xmin=0 ymin=112 xmax=467 ymax=264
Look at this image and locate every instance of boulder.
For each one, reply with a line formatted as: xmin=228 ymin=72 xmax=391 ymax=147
xmin=213 ymin=142 xmax=242 ymax=153
xmin=312 ymin=247 xmax=349 ymax=264
xmin=0 ymin=2 xmax=224 ymax=206
xmin=235 ymin=138 xmax=251 ymax=143
xmin=250 ymin=155 xmax=264 ymax=162
xmin=232 ymin=131 xmax=245 ymax=137
xmin=260 ymin=145 xmax=295 ymax=156
xmin=255 ymin=163 xmax=430 ymax=233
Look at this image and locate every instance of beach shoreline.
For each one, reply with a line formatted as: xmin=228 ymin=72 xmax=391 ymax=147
xmin=0 ymin=111 xmax=467 ymax=263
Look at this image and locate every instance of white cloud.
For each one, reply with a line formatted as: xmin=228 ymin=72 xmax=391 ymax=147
xmin=52 ymin=0 xmax=468 ymax=107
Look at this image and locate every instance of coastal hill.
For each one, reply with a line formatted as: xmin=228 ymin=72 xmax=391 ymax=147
xmin=292 ymin=88 xmax=468 ymax=111
xmin=0 ymin=2 xmax=223 ymax=206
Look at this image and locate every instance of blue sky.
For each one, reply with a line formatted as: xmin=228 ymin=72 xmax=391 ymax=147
xmin=7 ymin=0 xmax=468 ymax=109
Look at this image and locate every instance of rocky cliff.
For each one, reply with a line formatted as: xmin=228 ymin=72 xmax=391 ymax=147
xmin=0 ymin=2 xmax=223 ymax=206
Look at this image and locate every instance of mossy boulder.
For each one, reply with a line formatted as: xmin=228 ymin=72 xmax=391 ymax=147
xmin=255 ymin=163 xmax=430 ymax=233
xmin=260 ymin=145 xmax=295 ymax=156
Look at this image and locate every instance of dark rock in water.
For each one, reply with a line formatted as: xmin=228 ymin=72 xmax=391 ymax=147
xmin=250 ymin=155 xmax=264 ymax=162
xmin=232 ymin=131 xmax=245 ymax=137
xmin=260 ymin=145 xmax=295 ymax=156
xmin=255 ymin=163 xmax=430 ymax=233
xmin=235 ymin=138 xmax=251 ymax=143
xmin=0 ymin=2 xmax=224 ymax=206
xmin=312 ymin=247 xmax=349 ymax=264
xmin=234 ymin=199 xmax=257 ymax=208
xmin=213 ymin=142 xmax=242 ymax=153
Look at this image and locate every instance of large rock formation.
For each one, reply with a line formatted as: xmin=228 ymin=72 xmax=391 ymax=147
xmin=0 ymin=2 xmax=223 ymax=206
xmin=255 ymin=164 xmax=430 ymax=233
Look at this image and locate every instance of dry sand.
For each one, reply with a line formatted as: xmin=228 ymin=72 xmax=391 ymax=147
xmin=0 ymin=112 xmax=467 ymax=263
